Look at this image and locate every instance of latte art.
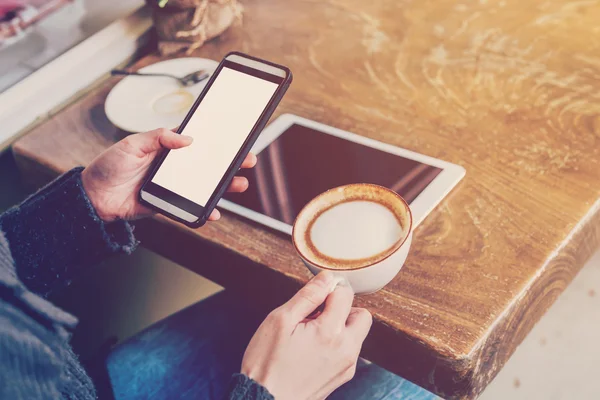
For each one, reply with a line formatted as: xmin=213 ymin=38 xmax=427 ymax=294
xmin=292 ymin=183 xmax=413 ymax=293
xmin=293 ymin=184 xmax=410 ymax=271
xmin=308 ymin=201 xmax=403 ymax=261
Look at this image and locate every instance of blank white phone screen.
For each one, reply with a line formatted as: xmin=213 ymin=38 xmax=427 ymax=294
xmin=151 ymin=66 xmax=279 ymax=207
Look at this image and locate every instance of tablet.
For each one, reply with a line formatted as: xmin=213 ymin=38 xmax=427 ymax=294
xmin=220 ymin=114 xmax=465 ymax=234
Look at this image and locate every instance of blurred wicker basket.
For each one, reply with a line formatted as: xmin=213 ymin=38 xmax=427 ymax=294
xmin=146 ymin=0 xmax=243 ymax=55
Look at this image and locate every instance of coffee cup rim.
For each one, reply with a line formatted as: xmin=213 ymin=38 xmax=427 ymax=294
xmin=292 ymin=183 xmax=413 ymax=271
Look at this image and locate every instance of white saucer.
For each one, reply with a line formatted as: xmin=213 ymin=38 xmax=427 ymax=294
xmin=105 ymin=58 xmax=218 ymax=133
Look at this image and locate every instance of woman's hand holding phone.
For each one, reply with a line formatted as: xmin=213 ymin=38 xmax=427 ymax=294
xmin=82 ymin=128 xmax=256 ymax=223
xmin=139 ymin=53 xmax=291 ymax=227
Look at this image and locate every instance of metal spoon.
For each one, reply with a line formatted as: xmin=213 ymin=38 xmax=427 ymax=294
xmin=110 ymin=69 xmax=210 ymax=87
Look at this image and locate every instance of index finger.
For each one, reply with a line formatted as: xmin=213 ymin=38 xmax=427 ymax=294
xmin=240 ymin=152 xmax=257 ymax=169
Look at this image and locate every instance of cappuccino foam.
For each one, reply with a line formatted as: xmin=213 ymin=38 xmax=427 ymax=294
xmin=309 ymin=201 xmax=403 ymax=261
xmin=293 ymin=183 xmax=411 ymax=270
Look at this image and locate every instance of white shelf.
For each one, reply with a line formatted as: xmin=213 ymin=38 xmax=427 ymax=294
xmin=0 ymin=5 xmax=151 ymax=152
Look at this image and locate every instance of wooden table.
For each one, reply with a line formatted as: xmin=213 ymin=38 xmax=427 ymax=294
xmin=11 ymin=0 xmax=600 ymax=398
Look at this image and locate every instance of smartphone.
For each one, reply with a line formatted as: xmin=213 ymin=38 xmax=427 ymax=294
xmin=139 ymin=52 xmax=292 ymax=228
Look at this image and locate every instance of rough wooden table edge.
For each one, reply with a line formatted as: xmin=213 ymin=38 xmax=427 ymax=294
xmin=459 ymin=199 xmax=600 ymax=397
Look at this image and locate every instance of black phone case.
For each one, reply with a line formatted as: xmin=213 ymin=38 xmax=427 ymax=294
xmin=139 ymin=51 xmax=293 ymax=228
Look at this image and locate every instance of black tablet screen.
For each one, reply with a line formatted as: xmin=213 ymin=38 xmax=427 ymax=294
xmin=223 ymin=124 xmax=442 ymax=225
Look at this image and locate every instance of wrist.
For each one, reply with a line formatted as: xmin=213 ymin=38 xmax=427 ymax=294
xmin=81 ymin=168 xmax=117 ymax=223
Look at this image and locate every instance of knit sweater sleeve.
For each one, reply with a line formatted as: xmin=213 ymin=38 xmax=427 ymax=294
xmin=0 ymin=167 xmax=138 ymax=296
xmin=0 ymin=229 xmax=97 ymax=399
xmin=225 ymin=374 xmax=274 ymax=400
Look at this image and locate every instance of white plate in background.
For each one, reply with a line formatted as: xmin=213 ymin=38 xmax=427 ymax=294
xmin=105 ymin=57 xmax=218 ymax=133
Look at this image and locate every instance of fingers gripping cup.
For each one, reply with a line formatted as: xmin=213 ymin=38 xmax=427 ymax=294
xmin=292 ymin=184 xmax=413 ymax=294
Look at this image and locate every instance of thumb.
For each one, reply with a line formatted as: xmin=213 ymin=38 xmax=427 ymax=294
xmin=159 ymin=130 xmax=193 ymax=150
xmin=122 ymin=128 xmax=193 ymax=156
xmin=281 ymin=271 xmax=340 ymax=322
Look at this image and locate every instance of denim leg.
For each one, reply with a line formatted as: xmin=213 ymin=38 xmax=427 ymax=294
xmin=107 ymin=290 xmax=437 ymax=400
xmin=107 ymin=291 xmax=263 ymax=400
xmin=329 ymin=360 xmax=439 ymax=400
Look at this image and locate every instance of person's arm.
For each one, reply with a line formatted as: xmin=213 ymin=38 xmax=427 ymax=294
xmin=0 ymin=128 xmax=256 ymax=400
xmin=0 ymin=167 xmax=136 ymax=296
xmin=0 ymin=229 xmax=97 ymax=399
xmin=0 ymin=128 xmax=255 ymax=297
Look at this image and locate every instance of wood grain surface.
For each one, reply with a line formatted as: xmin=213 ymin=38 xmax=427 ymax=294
xmin=11 ymin=0 xmax=600 ymax=398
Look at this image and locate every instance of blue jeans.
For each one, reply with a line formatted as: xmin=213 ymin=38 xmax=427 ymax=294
xmin=106 ymin=291 xmax=436 ymax=399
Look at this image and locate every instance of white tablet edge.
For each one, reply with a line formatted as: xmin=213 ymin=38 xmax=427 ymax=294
xmin=218 ymin=113 xmax=465 ymax=234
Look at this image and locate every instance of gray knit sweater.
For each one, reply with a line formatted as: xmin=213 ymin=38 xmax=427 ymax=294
xmin=0 ymin=168 xmax=273 ymax=400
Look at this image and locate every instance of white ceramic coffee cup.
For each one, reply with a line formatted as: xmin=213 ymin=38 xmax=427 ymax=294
xmin=292 ymin=183 xmax=413 ymax=294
